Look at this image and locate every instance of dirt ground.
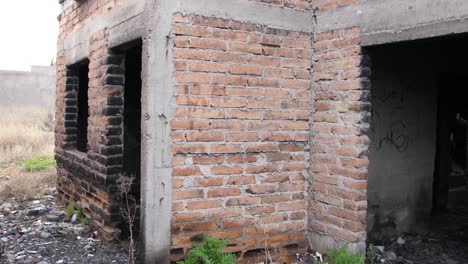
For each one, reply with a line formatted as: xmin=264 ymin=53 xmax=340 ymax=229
xmin=0 ymin=190 xmax=129 ymax=264
xmin=379 ymin=206 xmax=468 ymax=264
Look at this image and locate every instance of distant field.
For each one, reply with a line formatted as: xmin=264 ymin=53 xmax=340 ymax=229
xmin=0 ymin=106 xmax=54 ymax=163
xmin=0 ymin=106 xmax=56 ymax=198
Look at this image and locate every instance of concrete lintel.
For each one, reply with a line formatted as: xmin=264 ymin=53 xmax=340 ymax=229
xmin=108 ymin=14 xmax=146 ymax=48
xmin=61 ymin=0 xmax=145 ymax=66
xmin=317 ymin=0 xmax=468 ymax=45
xmin=362 ymin=16 xmax=468 ymax=46
xmin=180 ymin=0 xmax=315 ymax=32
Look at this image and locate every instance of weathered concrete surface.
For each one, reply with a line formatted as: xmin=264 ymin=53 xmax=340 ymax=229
xmin=179 ymin=0 xmax=315 ymax=32
xmin=317 ymin=0 xmax=468 ymax=46
xmin=58 ymin=0 xmax=146 ymax=65
xmin=0 ymin=66 xmax=55 ymax=110
xmin=139 ymin=0 xmax=179 ymax=263
xmin=367 ymin=46 xmax=437 ymax=239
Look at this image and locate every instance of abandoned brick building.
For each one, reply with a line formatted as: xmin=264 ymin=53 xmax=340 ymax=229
xmin=55 ymin=0 xmax=468 ymax=263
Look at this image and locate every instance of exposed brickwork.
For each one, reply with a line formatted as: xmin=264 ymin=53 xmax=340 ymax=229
xmin=170 ymin=13 xmax=312 ymax=262
xmin=55 ymin=29 xmax=126 ymax=240
xmin=58 ymin=0 xmax=128 ymax=40
xmin=248 ymin=0 xmax=313 ymax=10
xmin=309 ymin=27 xmax=370 ymax=246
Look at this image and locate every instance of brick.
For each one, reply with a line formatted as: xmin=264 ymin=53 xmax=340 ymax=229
xmin=192 ymin=156 xmax=224 ymax=165
xmin=211 ymin=98 xmax=248 ymax=108
xmin=190 ymin=85 xmax=226 ymax=96
xmin=188 ymin=37 xmax=227 ymax=50
xmin=174 ymin=73 xmax=210 ymax=84
xmin=193 ymin=177 xmax=224 ymax=187
xmin=210 ymin=144 xmax=244 ymax=154
xmin=189 ymin=62 xmax=226 ymax=73
xmin=172 ymin=166 xmax=202 ymax=176
xmin=210 ymin=166 xmax=243 ymax=175
xmin=226 ymin=197 xmax=261 ymax=206
xmin=226 ymin=132 xmax=260 ymax=142
xmin=228 ymin=65 xmax=263 ymax=76
xmin=171 ymin=145 xmax=207 ymax=154
xmin=246 ymin=185 xmax=277 ymax=194
xmin=186 ymin=132 xmax=224 ymax=142
xmin=226 ymin=155 xmax=257 ymax=164
xmin=208 ymin=187 xmax=241 ymax=197
xmin=188 ymin=108 xmax=225 ymax=119
xmin=229 ymin=42 xmax=262 ymax=54
xmin=227 ymin=175 xmax=256 ymax=185
xmin=173 ymin=189 xmax=204 ymax=200
xmin=186 ymin=200 xmax=224 ymax=210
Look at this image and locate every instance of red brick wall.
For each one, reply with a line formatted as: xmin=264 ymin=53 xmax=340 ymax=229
xmin=170 ymin=13 xmax=312 ymax=262
xmin=309 ymin=27 xmax=370 ymax=247
xmin=58 ymin=0 xmax=128 ymax=40
xmin=248 ymin=0 xmax=313 ymax=10
xmin=55 ymin=29 xmax=126 ymax=240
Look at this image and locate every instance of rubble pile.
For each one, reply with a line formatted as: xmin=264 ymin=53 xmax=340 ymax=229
xmin=0 ymin=190 xmax=128 ymax=264
xmin=371 ymin=207 xmax=468 ymax=264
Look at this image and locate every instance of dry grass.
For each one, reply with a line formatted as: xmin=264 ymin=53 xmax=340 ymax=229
xmin=0 ymin=106 xmax=56 ymax=198
xmin=0 ymin=106 xmax=54 ymax=163
xmin=0 ymin=164 xmax=56 ymax=198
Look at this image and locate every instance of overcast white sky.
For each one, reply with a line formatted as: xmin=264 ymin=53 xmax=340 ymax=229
xmin=0 ymin=1 xmax=60 ymax=71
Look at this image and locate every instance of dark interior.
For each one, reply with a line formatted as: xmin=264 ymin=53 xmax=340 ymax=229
xmin=366 ymin=34 xmax=468 ymax=263
xmin=76 ymin=61 xmax=89 ymax=153
xmin=121 ymin=41 xmax=142 ymax=239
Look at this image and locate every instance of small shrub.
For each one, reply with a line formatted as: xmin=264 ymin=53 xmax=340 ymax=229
xmin=368 ymin=244 xmax=376 ymax=264
xmin=24 ymin=156 xmax=56 ymax=172
xmin=177 ymin=235 xmax=236 ymax=264
xmin=326 ymin=246 xmax=365 ymax=264
xmin=80 ymin=217 xmax=90 ymax=225
xmin=65 ymin=203 xmax=75 ymax=218
xmin=65 ymin=203 xmax=88 ymax=225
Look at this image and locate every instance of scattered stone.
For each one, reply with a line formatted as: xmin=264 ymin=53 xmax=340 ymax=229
xmin=45 ymin=214 xmax=60 ymax=222
xmin=40 ymin=231 xmax=52 ymax=239
xmin=374 ymin=245 xmax=385 ymax=253
xmin=71 ymin=213 xmax=78 ymax=223
xmin=383 ymin=251 xmax=397 ymax=261
xmin=0 ymin=195 xmax=129 ymax=263
xmin=3 ymin=206 xmax=11 ymax=215
xmin=397 ymin=237 xmax=406 ymax=245
xmin=28 ymin=206 xmax=47 ymax=216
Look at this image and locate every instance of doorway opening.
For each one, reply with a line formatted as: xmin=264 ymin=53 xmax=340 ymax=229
xmin=433 ymin=74 xmax=468 ymax=212
xmin=118 ymin=40 xmax=143 ymax=240
xmin=366 ymin=34 xmax=468 ymax=263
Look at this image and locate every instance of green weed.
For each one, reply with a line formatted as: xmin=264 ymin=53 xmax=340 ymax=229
xmin=65 ymin=203 xmax=75 ymax=218
xmin=177 ymin=235 xmax=236 ymax=264
xmin=24 ymin=156 xmax=55 ymax=172
xmin=326 ymin=245 xmax=365 ymax=264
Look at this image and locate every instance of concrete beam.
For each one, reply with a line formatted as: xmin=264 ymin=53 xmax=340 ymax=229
xmin=179 ymin=0 xmax=315 ymax=32
xmin=317 ymin=0 xmax=468 ymax=46
xmin=108 ymin=14 xmax=146 ymax=48
xmin=60 ymin=0 xmax=146 ymax=65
